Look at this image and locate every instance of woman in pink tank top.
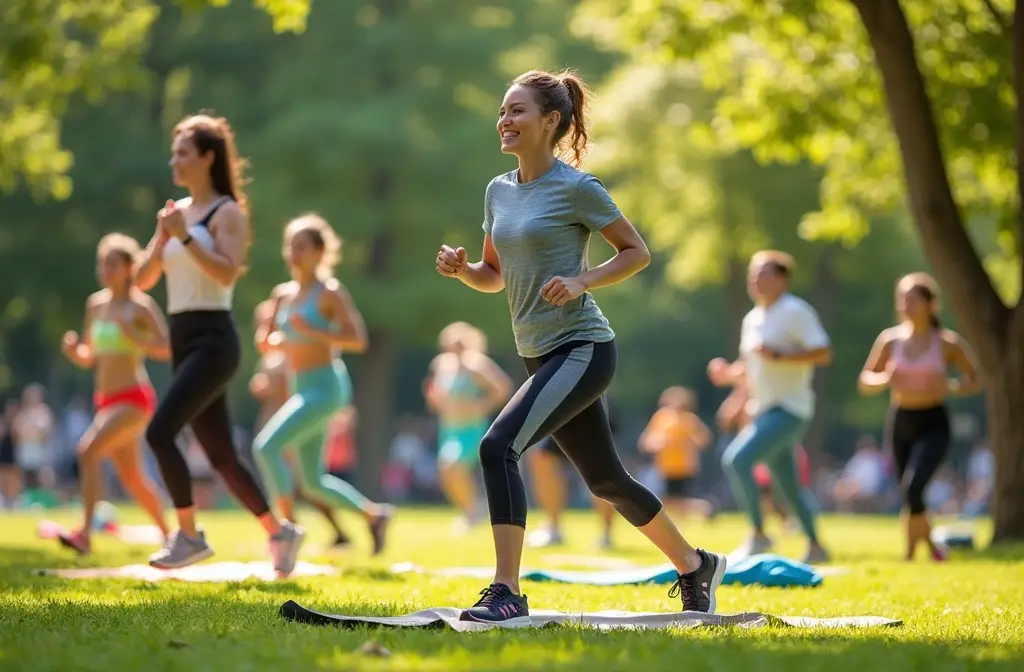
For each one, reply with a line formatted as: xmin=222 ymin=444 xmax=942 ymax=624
xmin=857 ymin=273 xmax=981 ymax=561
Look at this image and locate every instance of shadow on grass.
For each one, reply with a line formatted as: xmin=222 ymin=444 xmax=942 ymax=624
xmin=0 ymin=591 xmax=1019 ymax=672
xmin=339 ymin=567 xmax=408 ymax=582
xmin=949 ymin=542 xmax=1024 ymax=564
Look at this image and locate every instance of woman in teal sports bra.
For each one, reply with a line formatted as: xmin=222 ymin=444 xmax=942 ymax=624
xmin=249 ymin=299 xmax=353 ymax=549
xmin=425 ymin=322 xmax=512 ymax=533
xmin=253 ymin=214 xmax=394 ymax=557
xmin=57 ymin=233 xmax=171 ymax=555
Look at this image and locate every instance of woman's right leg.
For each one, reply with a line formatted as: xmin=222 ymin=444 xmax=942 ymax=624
xmin=58 ymin=404 xmax=149 ymax=554
xmin=108 ymin=441 xmax=169 ymax=538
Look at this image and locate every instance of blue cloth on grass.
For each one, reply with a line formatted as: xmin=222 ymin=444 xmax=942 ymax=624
xmin=519 ymin=554 xmax=824 ymax=588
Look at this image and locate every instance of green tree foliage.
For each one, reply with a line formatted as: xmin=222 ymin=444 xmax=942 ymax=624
xmin=575 ymin=0 xmax=1024 ymax=541
xmin=0 ymin=0 xmax=310 ymax=200
xmin=576 ymin=1 xmax=1015 ymax=265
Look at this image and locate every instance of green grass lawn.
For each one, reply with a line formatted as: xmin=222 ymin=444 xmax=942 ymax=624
xmin=1 ymin=506 xmax=1022 ymax=671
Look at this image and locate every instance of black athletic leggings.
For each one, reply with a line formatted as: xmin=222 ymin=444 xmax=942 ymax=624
xmin=145 ymin=310 xmax=269 ymax=516
xmin=887 ymin=405 xmax=950 ymax=515
xmin=478 ymin=339 xmax=662 ymax=528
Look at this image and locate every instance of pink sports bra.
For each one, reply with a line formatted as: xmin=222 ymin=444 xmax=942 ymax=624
xmin=891 ymin=331 xmax=945 ymax=389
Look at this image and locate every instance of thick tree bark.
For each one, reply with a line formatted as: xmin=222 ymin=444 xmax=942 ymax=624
xmin=1015 ymin=1 xmax=1024 ymax=281
xmin=987 ymin=312 xmax=1024 ymax=541
xmin=852 ymin=0 xmax=1024 ymax=542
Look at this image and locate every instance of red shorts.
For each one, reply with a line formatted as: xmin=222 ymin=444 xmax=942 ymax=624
xmin=94 ymin=384 xmax=157 ymax=415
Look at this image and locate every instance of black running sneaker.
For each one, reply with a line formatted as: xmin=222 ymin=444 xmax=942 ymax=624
xmin=669 ymin=548 xmax=728 ymax=614
xmin=459 ymin=583 xmax=530 ymax=624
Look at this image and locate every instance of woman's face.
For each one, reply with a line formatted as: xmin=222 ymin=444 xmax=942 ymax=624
xmin=169 ymin=134 xmax=211 ymax=188
xmin=496 ymin=84 xmax=556 ymax=158
xmin=97 ymin=250 xmax=130 ymax=289
xmin=899 ymin=286 xmax=933 ymax=322
xmin=285 ymin=230 xmax=323 ymax=277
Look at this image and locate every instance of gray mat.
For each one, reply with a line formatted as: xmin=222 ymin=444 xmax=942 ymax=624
xmin=278 ymin=600 xmax=902 ymax=631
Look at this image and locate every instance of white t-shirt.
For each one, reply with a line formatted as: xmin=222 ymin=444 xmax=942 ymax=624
xmin=843 ymin=450 xmax=886 ymax=496
xmin=740 ymin=293 xmax=830 ymax=420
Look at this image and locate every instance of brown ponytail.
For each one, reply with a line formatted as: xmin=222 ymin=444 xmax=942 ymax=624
xmin=512 ymin=68 xmax=592 ymax=167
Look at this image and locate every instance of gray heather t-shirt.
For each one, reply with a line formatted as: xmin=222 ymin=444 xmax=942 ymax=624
xmin=483 ymin=160 xmax=620 ymax=358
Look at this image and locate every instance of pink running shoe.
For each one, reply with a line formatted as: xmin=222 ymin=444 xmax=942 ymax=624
xmin=58 ymin=529 xmax=91 ymax=555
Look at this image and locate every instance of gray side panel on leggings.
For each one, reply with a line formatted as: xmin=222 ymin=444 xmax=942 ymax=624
xmin=510 ymin=343 xmax=594 ymax=457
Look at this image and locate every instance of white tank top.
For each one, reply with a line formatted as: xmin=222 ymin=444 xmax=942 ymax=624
xmin=163 ymin=197 xmax=236 ymax=315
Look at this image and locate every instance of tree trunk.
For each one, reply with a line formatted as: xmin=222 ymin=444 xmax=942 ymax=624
xmin=852 ymin=0 xmax=1009 ymax=364
xmin=353 ymin=328 xmax=396 ymax=501
xmin=1015 ymin=0 xmax=1024 ymax=271
xmin=988 ymin=312 xmax=1024 ymax=542
xmin=853 ymin=0 xmax=1024 ymax=541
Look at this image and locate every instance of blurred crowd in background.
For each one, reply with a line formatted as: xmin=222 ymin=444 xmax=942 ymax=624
xmin=0 ymin=380 xmax=994 ymax=521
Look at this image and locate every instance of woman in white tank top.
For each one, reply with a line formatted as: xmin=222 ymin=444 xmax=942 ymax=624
xmin=133 ymin=113 xmax=302 ymax=574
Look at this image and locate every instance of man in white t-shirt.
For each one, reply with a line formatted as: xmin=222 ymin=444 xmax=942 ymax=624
xmin=708 ymin=250 xmax=832 ymax=564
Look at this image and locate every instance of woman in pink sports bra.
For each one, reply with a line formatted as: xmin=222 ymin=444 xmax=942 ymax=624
xmin=858 ymin=273 xmax=981 ymax=561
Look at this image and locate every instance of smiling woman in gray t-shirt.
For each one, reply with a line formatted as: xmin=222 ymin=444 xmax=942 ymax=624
xmin=435 ymin=68 xmax=726 ymax=625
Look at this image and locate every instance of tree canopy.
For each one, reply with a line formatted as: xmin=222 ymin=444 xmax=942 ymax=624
xmin=0 ymin=0 xmax=311 ymax=200
xmin=574 ymin=0 xmax=1019 ymax=300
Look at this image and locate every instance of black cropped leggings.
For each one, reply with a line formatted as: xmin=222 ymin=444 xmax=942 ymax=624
xmin=478 ymin=339 xmax=662 ymax=528
xmin=887 ymin=405 xmax=950 ymax=515
xmin=145 ymin=310 xmax=269 ymax=516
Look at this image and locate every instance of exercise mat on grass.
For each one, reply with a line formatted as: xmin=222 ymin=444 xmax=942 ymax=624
xmin=278 ymin=600 xmax=901 ymax=631
xmin=37 ymin=561 xmax=336 ymax=582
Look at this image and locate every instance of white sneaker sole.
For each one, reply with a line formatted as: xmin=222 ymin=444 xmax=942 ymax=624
xmin=459 ymin=612 xmax=532 ymax=627
xmin=276 ymin=529 xmax=306 ymax=575
xmin=707 ymin=552 xmax=728 ymax=615
xmin=149 ymin=546 xmax=214 ymax=570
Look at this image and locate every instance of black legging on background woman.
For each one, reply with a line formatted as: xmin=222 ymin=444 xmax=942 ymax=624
xmin=858 ymin=272 xmax=980 ymax=562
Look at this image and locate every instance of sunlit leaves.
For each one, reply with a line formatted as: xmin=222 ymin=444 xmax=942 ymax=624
xmin=587 ymin=61 xmax=821 ymax=288
xmin=0 ymin=0 xmax=312 ymax=200
xmin=0 ymin=0 xmax=157 ymax=199
xmin=574 ymin=0 xmax=1017 ymax=254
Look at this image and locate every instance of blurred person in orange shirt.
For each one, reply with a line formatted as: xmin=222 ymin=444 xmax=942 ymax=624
xmin=639 ymin=387 xmax=714 ymax=520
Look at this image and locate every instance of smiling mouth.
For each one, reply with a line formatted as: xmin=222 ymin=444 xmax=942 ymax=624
xmin=501 ymin=130 xmax=519 ymax=140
